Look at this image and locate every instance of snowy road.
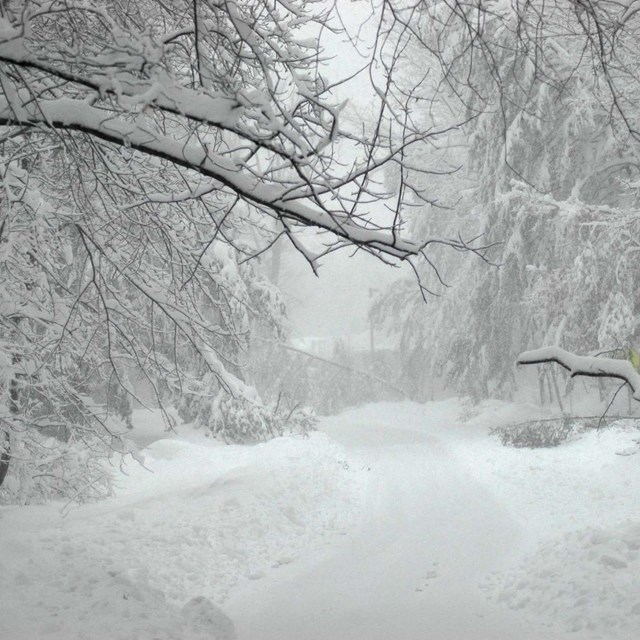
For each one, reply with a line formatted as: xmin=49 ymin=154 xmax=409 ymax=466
xmin=2 ymin=400 xmax=640 ymax=639
xmin=227 ymin=404 xmax=567 ymax=640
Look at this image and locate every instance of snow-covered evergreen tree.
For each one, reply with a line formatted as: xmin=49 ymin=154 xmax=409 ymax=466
xmin=374 ymin=0 xmax=640 ymax=403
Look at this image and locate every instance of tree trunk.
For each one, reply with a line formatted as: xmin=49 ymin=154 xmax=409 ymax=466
xmin=0 ymin=429 xmax=9 ymax=488
xmin=539 ymin=370 xmax=546 ymax=405
xmin=0 ymin=351 xmax=22 ymax=489
xmin=551 ymin=367 xmax=564 ymax=413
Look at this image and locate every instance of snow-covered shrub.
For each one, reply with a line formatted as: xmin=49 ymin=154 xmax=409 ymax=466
xmin=0 ymin=429 xmax=114 ymax=505
xmin=181 ymin=392 xmax=316 ymax=444
xmin=208 ymin=394 xmax=272 ymax=443
xmin=491 ymin=417 xmax=592 ymax=448
xmin=490 ymin=416 xmax=640 ymax=449
xmin=207 ymin=395 xmax=316 ymax=442
xmin=270 ymin=402 xmax=317 ymax=438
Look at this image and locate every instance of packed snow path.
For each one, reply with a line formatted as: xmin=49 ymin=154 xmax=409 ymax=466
xmin=227 ymin=403 xmax=569 ymax=640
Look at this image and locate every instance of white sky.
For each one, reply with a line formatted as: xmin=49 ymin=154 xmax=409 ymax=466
xmin=279 ymin=240 xmax=407 ymax=339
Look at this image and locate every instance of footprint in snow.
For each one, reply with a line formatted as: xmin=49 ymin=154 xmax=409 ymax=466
xmin=244 ymin=570 xmax=266 ymax=581
xmin=271 ymin=556 xmax=294 ymax=568
xmin=415 ymin=562 xmax=439 ymax=592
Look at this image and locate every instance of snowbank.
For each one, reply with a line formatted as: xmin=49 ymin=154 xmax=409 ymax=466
xmin=342 ymin=400 xmax=640 ymax=638
xmin=489 ymin=522 xmax=640 ymax=637
xmin=457 ymin=403 xmax=640 ymax=638
xmin=0 ymin=425 xmax=367 ymax=640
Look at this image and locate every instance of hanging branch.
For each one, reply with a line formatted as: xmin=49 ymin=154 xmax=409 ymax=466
xmin=517 ymin=347 xmax=640 ymax=401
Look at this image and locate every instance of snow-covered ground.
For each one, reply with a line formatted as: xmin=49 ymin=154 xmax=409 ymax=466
xmin=1 ymin=400 xmax=639 ymax=639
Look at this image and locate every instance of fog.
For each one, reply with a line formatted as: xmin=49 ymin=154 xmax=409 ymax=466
xmin=278 ymin=242 xmax=406 ymax=339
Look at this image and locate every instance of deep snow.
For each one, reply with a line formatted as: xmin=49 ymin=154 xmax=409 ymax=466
xmin=1 ymin=400 xmax=639 ymax=639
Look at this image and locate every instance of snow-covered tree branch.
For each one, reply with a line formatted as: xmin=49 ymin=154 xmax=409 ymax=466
xmin=369 ymin=0 xmax=640 ymax=402
xmin=0 ymin=0 xmax=472 ymax=264
xmin=517 ymin=347 xmax=640 ymax=401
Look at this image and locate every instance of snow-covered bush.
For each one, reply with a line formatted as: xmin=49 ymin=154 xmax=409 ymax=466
xmin=490 ymin=418 xmax=588 ymax=448
xmin=179 ymin=391 xmax=316 ymax=444
xmin=489 ymin=417 xmax=640 ymax=449
xmin=0 ymin=429 xmax=114 ymax=505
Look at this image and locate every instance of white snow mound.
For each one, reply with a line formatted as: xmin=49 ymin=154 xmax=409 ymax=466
xmin=0 ymin=429 xmax=367 ymax=640
xmin=488 ymin=520 xmax=640 ymax=637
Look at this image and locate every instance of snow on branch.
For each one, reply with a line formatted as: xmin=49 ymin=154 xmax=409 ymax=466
xmin=0 ymin=0 xmax=492 ymax=268
xmin=517 ymin=347 xmax=640 ymax=401
xmin=0 ymin=93 xmax=469 ymax=261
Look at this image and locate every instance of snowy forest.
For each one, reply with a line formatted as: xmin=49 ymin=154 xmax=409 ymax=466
xmin=2 ymin=1 xmax=640 ymax=638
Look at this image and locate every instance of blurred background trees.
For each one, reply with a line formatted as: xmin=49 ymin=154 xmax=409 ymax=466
xmin=374 ymin=0 xmax=640 ymax=407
